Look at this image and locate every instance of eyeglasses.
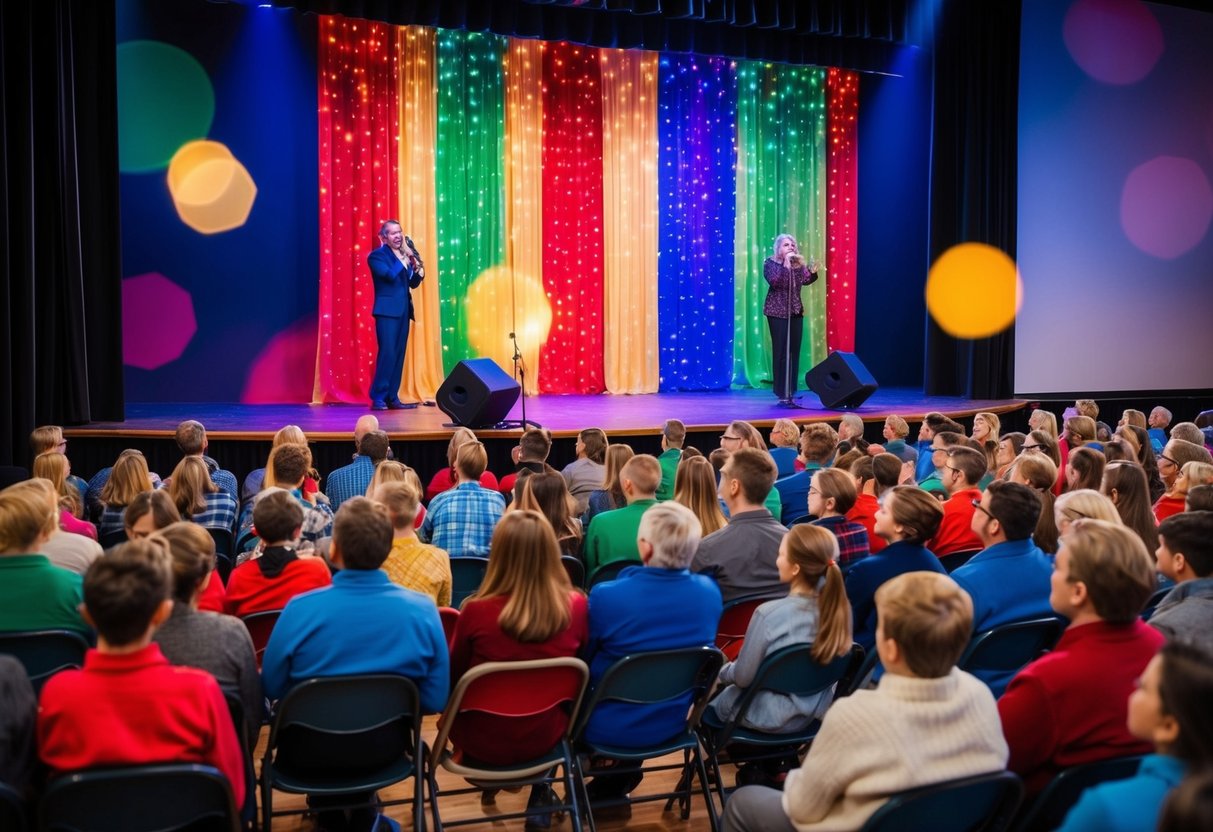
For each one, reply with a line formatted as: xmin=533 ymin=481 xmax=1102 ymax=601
xmin=1022 ymin=443 xmax=1042 ymax=451
xmin=808 ymin=487 xmax=820 ymax=495
xmin=1159 ymin=455 xmax=1179 ymax=467
xmin=971 ymin=498 xmax=995 ymax=520
xmin=721 ymin=435 xmax=741 ymax=442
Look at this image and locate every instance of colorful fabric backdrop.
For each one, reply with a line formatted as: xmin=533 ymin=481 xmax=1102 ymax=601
xmin=314 ymin=19 xmax=859 ymax=402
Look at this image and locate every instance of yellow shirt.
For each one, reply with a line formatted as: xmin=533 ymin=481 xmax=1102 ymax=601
xmin=382 ymin=536 xmax=452 ymax=607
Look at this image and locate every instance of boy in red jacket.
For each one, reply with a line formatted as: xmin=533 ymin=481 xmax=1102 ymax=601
xmin=37 ymin=538 xmax=245 ymax=807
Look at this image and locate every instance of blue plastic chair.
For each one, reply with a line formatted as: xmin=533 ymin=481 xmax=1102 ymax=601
xmin=0 ymin=629 xmax=89 ymax=695
xmin=586 ymin=558 xmax=642 ymax=590
xmin=449 ymin=557 xmax=490 ymax=608
xmin=1012 ymin=755 xmax=1144 ymax=832
xmin=38 ymin=763 xmax=240 ymax=832
xmin=859 ymin=769 xmax=1024 ymax=832
xmin=260 ymin=674 xmax=428 ymax=832
xmin=571 ymin=646 xmax=725 ymax=832
xmin=958 ymin=617 xmax=1066 ymax=697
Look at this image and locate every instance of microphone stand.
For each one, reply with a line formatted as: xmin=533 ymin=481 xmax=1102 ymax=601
xmin=493 ymin=330 xmax=541 ymax=430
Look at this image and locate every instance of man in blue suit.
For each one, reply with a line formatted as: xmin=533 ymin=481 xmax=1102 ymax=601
xmin=367 ymin=219 xmax=425 ymax=410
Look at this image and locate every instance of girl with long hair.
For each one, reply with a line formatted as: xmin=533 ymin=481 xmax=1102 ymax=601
xmin=516 ymin=471 xmax=583 ymax=558
xmin=995 ymin=432 xmax=1026 ymax=479
xmin=33 ymin=451 xmax=95 ymax=540
xmin=1010 ymin=454 xmax=1061 ymax=554
xmin=674 ymin=455 xmax=728 ymax=537
xmin=168 ymin=456 xmax=238 ymax=531
xmin=808 ymin=468 xmax=870 ymax=568
xmin=1102 ymin=461 xmax=1160 ymax=558
xmin=971 ymin=412 xmax=1001 ymax=473
xmin=97 ymin=450 xmax=155 ymax=538
xmin=1066 ymin=446 xmax=1107 ymax=493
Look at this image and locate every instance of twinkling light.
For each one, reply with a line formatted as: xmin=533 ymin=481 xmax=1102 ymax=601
xmin=657 ymin=55 xmax=738 ymax=392
xmin=435 ymin=30 xmax=508 ymax=373
xmin=732 ymin=61 xmax=828 ymax=390
xmin=540 ymin=42 xmax=606 ymax=394
xmin=314 ymin=15 xmax=401 ymax=404
xmin=826 ymin=68 xmax=859 ymax=352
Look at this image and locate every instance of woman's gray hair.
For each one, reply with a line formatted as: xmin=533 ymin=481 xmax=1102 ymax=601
xmin=772 ymin=233 xmax=796 ymax=259
xmin=638 ymin=501 xmax=702 ymax=570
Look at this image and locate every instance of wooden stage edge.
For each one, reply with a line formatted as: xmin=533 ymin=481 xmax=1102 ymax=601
xmin=64 ymin=388 xmax=1029 ymax=442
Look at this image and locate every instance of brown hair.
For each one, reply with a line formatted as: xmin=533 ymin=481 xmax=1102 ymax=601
xmin=883 ymin=485 xmax=944 ymax=544
xmin=871 ymin=453 xmax=903 ymax=495
xmin=1158 ymin=512 xmax=1213 ymax=578
xmin=1075 ymin=399 xmax=1099 ymax=420
xmin=800 ymin=423 xmax=839 ymax=465
xmin=99 ymin=450 xmax=154 ymax=509
xmin=728 ymin=420 xmax=768 ymax=451
xmin=1065 ymin=415 xmax=1097 ymax=445
xmin=1013 ymin=454 xmax=1059 ymax=554
xmin=29 ymin=425 xmax=64 ymax=455
xmin=662 ymin=419 xmax=687 ymax=448
xmin=168 ymin=456 xmax=217 ymax=519
xmin=782 ymin=525 xmax=852 ymax=663
xmin=269 ymin=443 xmax=312 ymax=488
xmin=83 ymin=538 xmax=172 ymax=646
xmin=946 ymin=446 xmax=987 ymax=486
xmin=811 ymin=467 xmax=857 ymax=516
xmin=674 ymin=456 xmax=728 ymax=536
xmin=1187 ymin=485 xmax=1213 ymax=512
xmin=723 ymin=447 xmax=778 ymax=505
xmin=446 ymin=427 xmax=478 ymax=469
xmin=1067 ymin=446 xmax=1106 ymax=492
xmin=332 ymin=497 xmax=393 ymax=570
xmin=1064 ymin=519 xmax=1156 ymax=624
xmin=374 ymin=479 xmax=421 ymax=531
xmin=174 ymin=420 xmax=207 ymax=455
xmin=1157 ymin=640 xmax=1213 ymax=765
xmin=580 ymin=428 xmax=608 ymax=464
xmin=600 ymin=444 xmax=635 ymax=506
xmin=620 ymin=454 xmax=662 ymax=497
xmin=472 ymin=510 xmax=572 ymax=641
xmin=253 ymin=488 xmax=305 ymax=543
xmin=1026 ymin=429 xmax=1062 ymax=469
xmin=155 ymin=522 xmax=216 ymax=604
xmin=875 ymin=571 xmax=973 ymax=678
xmin=124 ymin=490 xmax=182 ymax=536
xmin=516 ymin=472 xmax=582 ymax=547
xmin=1102 ymin=461 xmax=1159 ymax=556
xmin=454 ymin=441 xmax=489 ymax=480
xmin=0 ymin=480 xmax=59 ymax=551
xmin=518 ymin=428 xmax=552 ymax=462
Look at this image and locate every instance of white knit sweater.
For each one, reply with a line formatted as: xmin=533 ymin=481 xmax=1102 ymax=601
xmin=781 ymin=667 xmax=1009 ymax=831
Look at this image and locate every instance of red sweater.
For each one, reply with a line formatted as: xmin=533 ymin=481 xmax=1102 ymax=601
xmin=1153 ymin=495 xmax=1185 ymax=523
xmin=928 ymin=488 xmax=983 ymax=556
xmin=37 ymin=643 xmax=245 ymax=806
xmin=998 ymin=620 xmax=1163 ymax=795
xmin=424 ymin=468 xmax=500 ymax=504
xmin=447 ymin=592 xmax=588 ymax=765
xmin=223 ymin=557 xmax=332 ymax=618
xmin=847 ymin=493 xmax=886 ymax=554
xmin=197 ymin=571 xmax=226 ymax=614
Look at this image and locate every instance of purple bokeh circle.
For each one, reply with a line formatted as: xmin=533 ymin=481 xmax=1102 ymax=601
xmin=1063 ymin=0 xmax=1163 ymax=85
xmin=122 ymin=273 xmax=197 ymax=370
xmin=241 ymin=316 xmax=318 ymax=404
xmin=1120 ymin=156 xmax=1213 ymax=259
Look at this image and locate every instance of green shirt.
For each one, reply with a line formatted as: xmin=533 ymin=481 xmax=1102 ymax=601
xmin=656 ymin=448 xmax=682 ymax=502
xmin=0 ymin=554 xmax=89 ymax=633
xmin=763 ymin=486 xmax=783 ymax=520
xmin=583 ymin=498 xmax=659 ymax=575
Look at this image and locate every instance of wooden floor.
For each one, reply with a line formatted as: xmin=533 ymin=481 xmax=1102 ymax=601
xmin=260 ymin=715 xmax=729 ymax=831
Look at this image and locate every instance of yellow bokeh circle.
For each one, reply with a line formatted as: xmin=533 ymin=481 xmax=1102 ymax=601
xmin=925 ymin=243 xmax=1023 ymax=339
xmin=167 ymin=140 xmax=257 ymax=234
xmin=466 ymin=266 xmax=553 ymax=374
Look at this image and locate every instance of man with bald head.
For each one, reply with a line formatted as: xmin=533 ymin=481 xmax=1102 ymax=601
xmin=327 ymin=417 xmax=392 ymax=509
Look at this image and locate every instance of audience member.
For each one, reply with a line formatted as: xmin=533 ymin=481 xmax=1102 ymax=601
xmin=95 ymin=449 xmax=156 ymax=537
xmin=1150 ymin=512 xmax=1213 ymax=651
xmin=1158 ymin=768 xmax=1213 ymax=832
xmin=1009 ymin=453 xmax=1060 ymax=554
xmin=1148 ymin=406 xmax=1171 ymax=450
xmin=1101 ymin=437 xmax=1137 ymax=464
xmin=868 ymin=415 xmax=918 ymax=464
xmin=773 ymin=423 xmax=837 ymax=525
xmin=241 ymin=423 xmax=310 ymax=506
xmin=970 ymin=411 xmax=1001 ymax=472
xmin=29 ymin=425 xmax=87 ymax=500
xmin=1170 ymin=422 xmax=1206 ymax=447
xmin=498 ymin=428 xmax=556 ymax=497
xmin=373 ymin=480 xmax=451 ymax=606
xmin=152 ymin=522 xmax=262 ymax=746
xmin=656 ymin=419 xmax=687 ymax=501
xmin=918 ymin=430 xmax=966 ymax=498
xmin=913 ymin=412 xmax=965 ymax=482
xmin=834 ymin=413 xmax=867 ymax=461
xmin=721 ymin=571 xmax=1007 ymax=832
xmin=0 ymin=482 xmax=88 ymax=634
xmin=1057 ymin=640 xmax=1213 ymax=832
xmin=170 ymin=420 xmax=237 ymax=504
xmin=326 ymin=428 xmax=390 ymax=510
xmin=721 ymin=420 xmax=784 ymax=518
xmin=845 ymin=486 xmax=945 ymax=651
xmin=168 ymin=456 xmax=238 ymax=532
xmin=124 ymin=489 xmax=182 ymax=540
xmin=1101 ymin=461 xmax=1160 ymax=556
xmin=808 ymin=468 xmax=870 ymax=568
xmin=1187 ymin=483 xmax=1213 ymax=512
xmin=515 ymin=471 xmax=583 ymax=559
xmin=561 ymin=427 xmax=607 ymax=515
xmin=674 ymin=455 xmax=728 ymax=537
xmin=32 ymin=451 xmax=94 ymax=539
xmin=1120 ymin=424 xmax=1166 ymax=502
xmin=951 ymin=481 xmax=1053 ymax=695
xmin=927 ymin=446 xmax=986 ymax=556
xmin=583 ymin=501 xmax=723 ymax=805
xmin=1028 ymin=408 xmax=1059 ymax=440
xmin=584 ymin=454 xmax=661 ymax=574
xmin=999 ymin=520 xmax=1162 ymax=795
xmin=1155 ymin=439 xmax=1213 ymax=521
xmin=17 ymin=478 xmax=104 ymax=575
xmin=224 ymin=489 xmax=332 ymax=617
xmin=693 ymin=448 xmax=786 ymax=602
xmin=0 ymin=655 xmax=36 ymax=797
xmin=421 ymin=441 xmax=505 ymax=558
xmin=1055 ymin=488 xmax=1121 ymax=537
xmin=424 ymin=427 xmax=500 ymax=502
xmin=994 ymin=432 xmax=1025 ymax=479
xmin=845 ymin=458 xmax=883 ymax=554
xmin=448 ymin=510 xmax=588 ymax=822
xmin=768 ymin=418 xmax=801 ymax=477
xmin=708 ymin=524 xmax=852 ymax=786
xmin=37 ymin=540 xmax=245 ymax=806
xmin=1066 ymin=446 xmax=1106 ymax=493
xmin=583 ymin=443 xmax=634 ymax=528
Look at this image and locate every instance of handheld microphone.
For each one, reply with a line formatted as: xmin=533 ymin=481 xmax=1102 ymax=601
xmin=404 ymin=235 xmax=417 ymax=252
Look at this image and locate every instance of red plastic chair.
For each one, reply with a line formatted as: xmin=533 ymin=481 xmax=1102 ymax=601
xmin=438 ymin=606 xmax=460 ymax=647
xmin=715 ymin=594 xmax=773 ymax=661
xmin=241 ymin=609 xmax=283 ymax=670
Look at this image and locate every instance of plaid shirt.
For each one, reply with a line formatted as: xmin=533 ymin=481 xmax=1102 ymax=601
xmin=420 ymin=482 xmax=505 ymax=558
xmin=811 ymin=515 xmax=871 ymax=567
xmin=187 ymin=491 xmax=238 ymax=532
xmin=325 ymin=455 xmax=376 ymax=510
xmin=382 ymin=537 xmax=452 ymax=607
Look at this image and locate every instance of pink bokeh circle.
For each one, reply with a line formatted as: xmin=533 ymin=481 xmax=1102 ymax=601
xmin=1120 ymin=156 xmax=1213 ymax=259
xmin=1063 ymin=0 xmax=1163 ymax=85
xmin=122 ymin=273 xmax=197 ymax=370
xmin=241 ymin=316 xmax=319 ymax=404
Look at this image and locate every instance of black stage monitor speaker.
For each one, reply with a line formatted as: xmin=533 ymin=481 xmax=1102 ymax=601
xmin=436 ymin=358 xmax=521 ymax=428
xmin=804 ymin=351 xmax=878 ymax=410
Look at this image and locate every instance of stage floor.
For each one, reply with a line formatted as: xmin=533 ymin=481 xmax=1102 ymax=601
xmin=65 ymin=388 xmax=1028 ymax=441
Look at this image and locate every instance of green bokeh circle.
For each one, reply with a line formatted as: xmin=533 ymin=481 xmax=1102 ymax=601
xmin=117 ymin=40 xmax=215 ymax=174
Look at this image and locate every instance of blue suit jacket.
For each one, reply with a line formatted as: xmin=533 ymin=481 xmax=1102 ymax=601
xmin=368 ymin=244 xmax=423 ymax=320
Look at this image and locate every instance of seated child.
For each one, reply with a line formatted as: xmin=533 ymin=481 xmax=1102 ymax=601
xmin=721 ymin=571 xmax=1008 ymax=832
xmin=37 ymin=539 xmax=245 ymax=807
xmin=807 ymin=469 xmax=870 ymax=568
xmin=1058 ymin=640 xmax=1213 ymax=832
xmin=999 ymin=519 xmax=1162 ymax=795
